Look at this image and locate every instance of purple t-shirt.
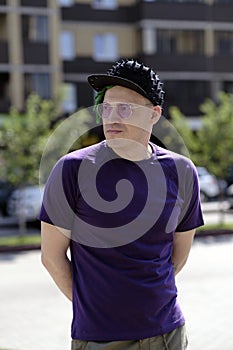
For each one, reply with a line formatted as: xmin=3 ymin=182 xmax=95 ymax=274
xmin=39 ymin=141 xmax=204 ymax=341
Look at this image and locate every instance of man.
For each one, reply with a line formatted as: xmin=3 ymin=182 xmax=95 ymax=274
xmin=39 ymin=58 xmax=204 ymax=350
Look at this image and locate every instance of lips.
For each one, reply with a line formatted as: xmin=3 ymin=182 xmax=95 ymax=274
xmin=105 ymin=124 xmax=124 ymax=134
xmin=106 ymin=129 xmax=122 ymax=134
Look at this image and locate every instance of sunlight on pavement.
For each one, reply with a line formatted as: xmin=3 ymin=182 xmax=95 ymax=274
xmin=1 ymin=236 xmax=233 ymax=350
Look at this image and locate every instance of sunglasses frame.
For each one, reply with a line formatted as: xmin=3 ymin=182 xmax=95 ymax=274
xmin=96 ymin=102 xmax=153 ymax=120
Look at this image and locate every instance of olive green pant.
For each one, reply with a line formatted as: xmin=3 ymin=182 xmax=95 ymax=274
xmin=71 ymin=325 xmax=188 ymax=350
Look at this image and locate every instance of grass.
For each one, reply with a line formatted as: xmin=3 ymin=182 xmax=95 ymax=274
xmin=197 ymin=222 xmax=233 ymax=231
xmin=0 ymin=223 xmax=232 ymax=248
xmin=0 ymin=233 xmax=41 ymax=247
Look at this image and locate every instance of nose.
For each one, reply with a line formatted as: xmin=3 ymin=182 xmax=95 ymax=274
xmin=106 ymin=105 xmax=121 ymax=123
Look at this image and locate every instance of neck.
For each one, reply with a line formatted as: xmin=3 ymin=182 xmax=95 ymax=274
xmin=107 ymin=140 xmax=153 ymax=161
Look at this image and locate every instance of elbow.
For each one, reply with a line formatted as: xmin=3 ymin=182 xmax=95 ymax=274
xmin=173 ymin=257 xmax=188 ymax=276
xmin=41 ymin=252 xmax=52 ymax=270
xmin=41 ymin=252 xmax=46 ymax=266
xmin=41 ymin=250 xmax=68 ymax=272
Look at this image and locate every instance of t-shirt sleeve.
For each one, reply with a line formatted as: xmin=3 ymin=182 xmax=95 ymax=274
xmin=176 ymin=159 xmax=204 ymax=232
xmin=38 ymin=155 xmax=79 ymax=230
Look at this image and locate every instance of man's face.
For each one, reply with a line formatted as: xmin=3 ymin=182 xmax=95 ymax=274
xmin=101 ymin=86 xmax=161 ymax=149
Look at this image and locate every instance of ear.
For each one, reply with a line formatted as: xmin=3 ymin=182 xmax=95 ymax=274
xmin=151 ymin=105 xmax=161 ymax=125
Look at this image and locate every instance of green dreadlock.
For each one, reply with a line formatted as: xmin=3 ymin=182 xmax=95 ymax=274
xmin=94 ymin=85 xmax=113 ymax=123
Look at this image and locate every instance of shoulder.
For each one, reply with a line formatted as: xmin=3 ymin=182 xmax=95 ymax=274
xmin=151 ymin=143 xmax=198 ymax=181
xmin=155 ymin=144 xmax=197 ymax=170
xmin=56 ymin=141 xmax=106 ymax=169
xmin=47 ymin=142 xmax=106 ymax=182
xmin=62 ymin=141 xmax=105 ymax=162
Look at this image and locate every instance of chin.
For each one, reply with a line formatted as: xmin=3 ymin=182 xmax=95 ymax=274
xmin=106 ymin=138 xmax=125 ymax=149
xmin=106 ymin=137 xmax=137 ymax=150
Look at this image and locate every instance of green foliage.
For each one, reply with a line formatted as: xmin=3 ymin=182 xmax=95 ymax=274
xmin=0 ymin=233 xmax=41 ymax=247
xmin=169 ymin=92 xmax=233 ymax=179
xmin=0 ymin=94 xmax=95 ymax=187
xmin=39 ymin=107 xmax=94 ymax=184
xmin=0 ymin=94 xmax=59 ymax=186
xmin=196 ymin=223 xmax=233 ymax=231
xmin=167 ymin=106 xmax=198 ymax=156
xmin=197 ymin=92 xmax=233 ymax=178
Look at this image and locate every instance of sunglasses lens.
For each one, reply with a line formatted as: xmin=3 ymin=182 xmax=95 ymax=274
xmin=97 ymin=103 xmax=132 ymax=119
xmin=97 ymin=103 xmax=112 ymax=118
xmin=117 ymin=104 xmax=132 ymax=119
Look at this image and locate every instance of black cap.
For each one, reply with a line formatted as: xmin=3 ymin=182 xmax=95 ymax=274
xmin=87 ymin=58 xmax=165 ymax=106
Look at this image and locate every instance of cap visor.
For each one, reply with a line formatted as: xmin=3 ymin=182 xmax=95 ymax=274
xmin=88 ymin=74 xmax=147 ymax=98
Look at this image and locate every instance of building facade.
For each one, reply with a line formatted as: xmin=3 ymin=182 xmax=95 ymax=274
xmin=0 ymin=0 xmax=233 ymax=124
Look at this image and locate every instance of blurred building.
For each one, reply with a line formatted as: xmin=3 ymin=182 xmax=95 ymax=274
xmin=0 ymin=0 xmax=233 ymax=125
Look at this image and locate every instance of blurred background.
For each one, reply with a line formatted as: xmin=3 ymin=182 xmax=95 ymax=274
xmin=0 ymin=0 xmax=233 ymax=227
xmin=0 ymin=0 xmax=233 ymax=349
xmin=0 ymin=0 xmax=233 ymax=224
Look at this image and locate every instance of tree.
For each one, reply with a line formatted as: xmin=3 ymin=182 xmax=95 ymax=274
xmin=0 ymin=94 xmax=60 ymax=234
xmin=169 ymin=92 xmax=233 ymax=223
xmin=0 ymin=93 xmax=94 ymax=234
xmin=0 ymin=93 xmax=59 ymax=186
xmin=169 ymin=92 xmax=233 ymax=181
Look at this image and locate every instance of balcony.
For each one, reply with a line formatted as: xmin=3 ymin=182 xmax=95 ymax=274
xmin=61 ymin=4 xmax=136 ymax=23
xmin=63 ymin=53 xmax=233 ymax=77
xmin=140 ymin=53 xmax=233 ymax=74
xmin=138 ymin=1 xmax=233 ymax=22
xmin=211 ymin=3 xmax=233 ymax=22
xmin=0 ymin=41 xmax=8 ymax=63
xmin=63 ymin=57 xmax=115 ymax=75
xmin=20 ymin=0 xmax=47 ymax=7
xmin=138 ymin=1 xmax=208 ymax=21
xmin=140 ymin=54 xmax=209 ymax=72
xmin=23 ymin=41 xmax=49 ymax=64
xmin=213 ymin=55 xmax=233 ymax=72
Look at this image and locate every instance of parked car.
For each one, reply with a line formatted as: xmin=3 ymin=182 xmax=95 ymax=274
xmin=0 ymin=180 xmax=15 ymax=216
xmin=226 ymin=184 xmax=233 ymax=209
xmin=7 ymin=185 xmax=44 ymax=222
xmin=197 ymin=166 xmax=221 ymax=202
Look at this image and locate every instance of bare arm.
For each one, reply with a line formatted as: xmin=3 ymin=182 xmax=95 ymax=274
xmin=41 ymin=221 xmax=72 ymax=301
xmin=172 ymin=229 xmax=196 ymax=276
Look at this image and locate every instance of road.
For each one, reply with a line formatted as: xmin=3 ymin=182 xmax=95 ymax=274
xmin=1 ymin=235 xmax=233 ymax=350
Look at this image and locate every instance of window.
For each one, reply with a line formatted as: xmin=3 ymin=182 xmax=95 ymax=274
xmin=157 ymin=30 xmax=204 ymax=55
xmin=61 ymin=83 xmax=77 ymax=113
xmin=22 ymin=15 xmax=48 ymax=42
xmin=143 ymin=28 xmax=157 ymax=54
xmin=146 ymin=0 xmax=233 ymax=2
xmin=93 ymin=33 xmax=118 ymax=61
xmin=60 ymin=31 xmax=75 ymax=60
xmin=223 ymin=82 xmax=233 ymax=94
xmin=92 ymin=0 xmax=117 ymax=10
xmin=35 ymin=16 xmax=48 ymax=42
xmin=157 ymin=30 xmax=176 ymax=54
xmin=215 ymin=31 xmax=233 ymax=55
xmin=164 ymin=80 xmax=209 ymax=116
xmin=57 ymin=0 xmax=73 ymax=6
xmin=32 ymin=74 xmax=51 ymax=99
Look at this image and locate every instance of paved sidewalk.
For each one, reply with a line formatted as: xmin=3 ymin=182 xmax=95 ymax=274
xmin=0 ymin=236 xmax=233 ymax=350
xmin=177 ymin=235 xmax=233 ymax=350
xmin=0 ymin=252 xmax=72 ymax=350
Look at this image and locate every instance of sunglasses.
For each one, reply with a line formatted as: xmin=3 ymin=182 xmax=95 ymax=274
xmin=96 ymin=102 xmax=152 ymax=120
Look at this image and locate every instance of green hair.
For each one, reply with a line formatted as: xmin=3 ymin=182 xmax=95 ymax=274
xmin=94 ymin=85 xmax=113 ymax=123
